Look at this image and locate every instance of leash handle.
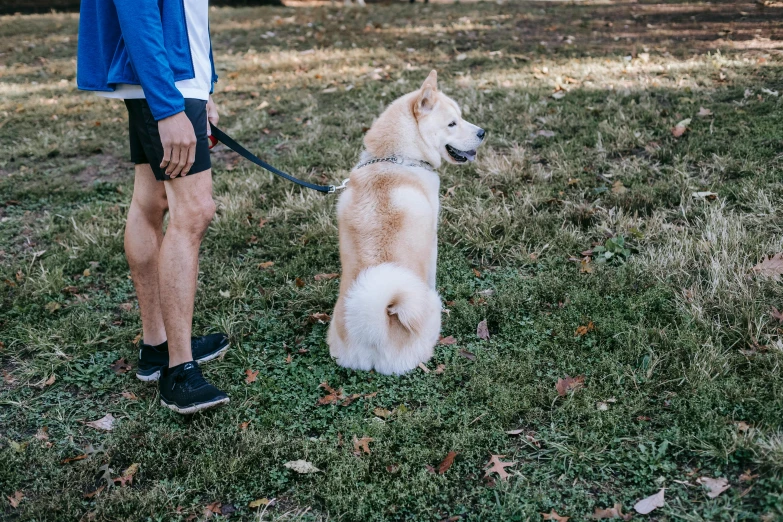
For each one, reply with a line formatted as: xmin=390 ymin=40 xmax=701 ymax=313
xmin=209 ymin=124 xmax=335 ymax=194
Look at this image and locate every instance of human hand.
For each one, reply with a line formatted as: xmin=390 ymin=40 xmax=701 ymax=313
xmin=207 ymin=96 xmax=219 ymax=135
xmin=158 ymin=111 xmax=196 ymax=178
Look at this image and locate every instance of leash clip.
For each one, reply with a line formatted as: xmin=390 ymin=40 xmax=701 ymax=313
xmin=329 ymin=178 xmax=350 ymax=194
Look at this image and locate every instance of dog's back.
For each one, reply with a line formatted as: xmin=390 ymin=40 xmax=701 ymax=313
xmin=327 ymin=163 xmax=442 ymax=375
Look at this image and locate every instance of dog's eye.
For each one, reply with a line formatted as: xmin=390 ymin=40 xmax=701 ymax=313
xmin=448 ymin=121 xmax=457 ymax=127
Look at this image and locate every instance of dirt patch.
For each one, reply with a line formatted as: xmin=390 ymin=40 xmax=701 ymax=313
xmin=72 ymin=153 xmax=130 ymax=186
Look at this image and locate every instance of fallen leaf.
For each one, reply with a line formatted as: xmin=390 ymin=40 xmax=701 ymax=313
xmin=541 ymin=510 xmax=569 ymax=521
xmin=285 ymin=354 xmax=292 ymax=364
xmin=472 ymin=268 xmax=482 ymax=278
xmin=83 ymin=485 xmax=104 ymax=499
xmin=113 ymin=463 xmax=139 ymax=487
xmin=418 ymin=362 xmax=430 ymax=373
xmin=2 ymin=370 xmax=16 ymax=384
xmin=353 ymin=435 xmax=373 ymax=455
xmin=239 ymin=421 xmax=250 ymax=431
xmin=672 ymin=118 xmax=691 ymax=137
xmin=698 ymin=107 xmax=713 ymax=117
xmin=284 ymin=460 xmax=320 ymax=473
xmin=735 ymin=421 xmax=751 ymax=432
xmin=43 ymin=374 xmax=56 ymax=387
xmin=477 ymin=319 xmax=490 ymax=340
xmin=434 ymin=364 xmax=446 ymax=374
xmin=85 ymin=413 xmax=116 ymax=431
xmin=248 ymin=498 xmax=271 ymax=508
xmin=374 ymin=407 xmax=392 ymax=419
xmin=556 ymin=375 xmax=585 ymax=397
xmin=258 ymin=218 xmax=267 ymax=228
xmin=439 ymin=335 xmax=457 ymax=345
xmin=739 ymin=470 xmax=759 ymax=482
xmin=83 ymin=268 xmax=91 ymax=277
xmin=438 ymin=451 xmax=458 ymax=474
xmin=575 ymin=321 xmax=594 ymax=336
xmin=309 ymin=312 xmax=331 ymax=323
xmin=317 ymin=382 xmax=344 ymax=405
xmin=314 ymin=273 xmax=339 ymax=281
xmin=245 ymin=369 xmax=259 ymax=384
xmin=770 ymin=307 xmax=783 ymax=324
xmin=204 ymin=501 xmax=222 ymax=518
xmin=591 ymin=503 xmax=632 ymax=520
xmin=611 ymin=180 xmax=628 ymax=194
xmin=698 ymin=476 xmax=730 ymax=498
xmin=61 ymin=454 xmax=89 ymax=464
xmin=119 ymin=302 xmax=133 ymax=312
xmin=7 ymin=491 xmax=23 ymax=508
xmin=35 ymin=427 xmax=49 ymax=441
xmin=120 ymin=391 xmax=138 ymax=401
xmin=634 ymin=488 xmax=665 ymax=515
xmin=484 ymin=454 xmax=517 ymax=481
xmin=258 ymin=261 xmax=275 ymax=269
xmin=459 ymin=349 xmax=476 ymax=361
xmin=580 ymin=258 xmax=593 ymax=273
xmin=45 ymin=301 xmax=61 ymax=313
xmin=295 ymin=277 xmax=305 ymax=288
xmin=110 ymin=358 xmax=132 ymax=375
xmin=219 ymin=290 xmax=230 ymax=298
xmin=752 ymin=254 xmax=783 ymax=279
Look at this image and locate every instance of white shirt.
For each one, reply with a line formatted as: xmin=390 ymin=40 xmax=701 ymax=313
xmin=99 ymin=0 xmax=212 ymax=101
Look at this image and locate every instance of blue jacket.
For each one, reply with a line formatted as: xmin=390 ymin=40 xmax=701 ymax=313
xmin=77 ymin=0 xmax=218 ymax=121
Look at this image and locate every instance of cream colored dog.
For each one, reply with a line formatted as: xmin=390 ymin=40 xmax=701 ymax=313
xmin=327 ymin=70 xmax=486 ymax=375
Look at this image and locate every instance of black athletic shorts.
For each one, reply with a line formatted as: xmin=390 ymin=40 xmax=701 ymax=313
xmin=124 ymin=98 xmax=211 ymax=181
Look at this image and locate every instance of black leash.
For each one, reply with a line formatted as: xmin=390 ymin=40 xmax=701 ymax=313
xmin=209 ymin=125 xmax=343 ymax=194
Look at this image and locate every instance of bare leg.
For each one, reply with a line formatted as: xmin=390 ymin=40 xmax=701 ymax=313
xmin=125 ymin=164 xmax=168 ymax=346
xmin=159 ymin=169 xmax=216 ymax=368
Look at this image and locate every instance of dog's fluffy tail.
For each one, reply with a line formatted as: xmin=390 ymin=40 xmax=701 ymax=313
xmin=343 ymin=263 xmax=441 ymax=374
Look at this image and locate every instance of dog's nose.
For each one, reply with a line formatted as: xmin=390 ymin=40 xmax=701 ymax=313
xmin=477 ymin=128 xmax=486 ymax=140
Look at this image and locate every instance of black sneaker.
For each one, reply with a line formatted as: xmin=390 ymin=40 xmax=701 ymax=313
xmin=136 ymin=333 xmax=230 ymax=382
xmin=159 ymin=361 xmax=229 ymax=414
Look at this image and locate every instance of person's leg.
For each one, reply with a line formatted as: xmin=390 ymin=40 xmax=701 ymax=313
xmin=158 ymin=169 xmax=216 ymax=368
xmin=125 ymin=164 xmax=168 ymax=346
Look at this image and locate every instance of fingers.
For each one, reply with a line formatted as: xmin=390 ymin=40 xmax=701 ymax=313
xmin=169 ymin=146 xmax=190 ymax=178
xmin=160 ymin=145 xmax=172 ymax=170
xmin=182 ymin=144 xmax=196 ymax=176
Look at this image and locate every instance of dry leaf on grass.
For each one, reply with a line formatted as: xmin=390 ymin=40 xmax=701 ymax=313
xmin=83 ymin=485 xmax=104 ymax=499
xmin=698 ymin=477 xmax=730 ymax=498
xmin=113 ymin=463 xmax=139 ymax=487
xmin=110 ymin=358 xmax=132 ymax=375
xmin=484 ymin=454 xmax=517 ymax=481
xmin=591 ymin=503 xmax=632 ymax=520
xmin=575 ymin=322 xmax=594 ymax=336
xmin=739 ymin=470 xmax=759 ymax=482
xmin=373 ymin=407 xmax=392 ymax=419
xmin=120 ymin=391 xmax=138 ymax=401
xmin=7 ymin=491 xmax=23 ymax=508
xmin=671 ymin=118 xmax=691 ymax=137
xmin=317 ymin=382 xmax=344 ymax=405
xmin=477 ymin=319 xmax=490 ymax=340
xmin=698 ymin=107 xmax=713 ymax=117
xmin=284 ymin=460 xmax=320 ymax=474
xmin=556 ymin=375 xmax=585 ymax=397
xmin=244 ymin=369 xmax=259 ymax=384
xmin=541 ymin=509 xmax=569 ymax=521
xmin=752 ymin=254 xmax=783 ymax=279
xmin=258 ymin=261 xmax=274 ymax=269
xmin=439 ymin=335 xmax=457 ymax=345
xmin=84 ymin=413 xmax=115 ymax=431
xmin=692 ymin=191 xmax=718 ymax=201
xmin=459 ymin=349 xmax=476 ymax=361
xmin=434 ymin=364 xmax=446 ymax=374
xmin=770 ymin=306 xmax=783 ymax=324
xmin=61 ymin=453 xmax=89 ymax=464
xmin=418 ymin=362 xmax=430 ymax=373
xmin=295 ymin=277 xmax=306 ymax=288
xmin=353 ymin=435 xmax=373 ymax=455
xmin=314 ymin=273 xmax=339 ymax=281
xmin=309 ymin=312 xmax=331 ymax=323
xmin=43 ymin=374 xmax=56 ymax=387
xmin=248 ymin=498 xmax=272 ymax=508
xmin=634 ymin=488 xmax=665 ymax=514
xmin=35 ymin=427 xmax=49 ymax=441
xmin=204 ymin=501 xmax=222 ymax=518
xmin=611 ymin=180 xmax=628 ymax=194
xmin=438 ymin=451 xmax=458 ymax=474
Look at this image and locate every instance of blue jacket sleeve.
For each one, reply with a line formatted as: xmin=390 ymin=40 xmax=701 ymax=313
xmin=112 ymin=0 xmax=184 ymax=121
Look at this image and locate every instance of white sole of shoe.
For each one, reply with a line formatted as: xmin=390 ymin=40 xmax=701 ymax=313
xmin=135 ymin=343 xmax=230 ymax=383
xmin=160 ymin=396 xmax=230 ymax=415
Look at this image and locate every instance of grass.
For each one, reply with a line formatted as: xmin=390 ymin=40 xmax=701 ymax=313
xmin=2 ymin=0 xmax=783 ymax=520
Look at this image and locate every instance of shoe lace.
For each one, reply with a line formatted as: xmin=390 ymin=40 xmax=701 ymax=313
xmin=173 ymin=364 xmax=208 ymax=391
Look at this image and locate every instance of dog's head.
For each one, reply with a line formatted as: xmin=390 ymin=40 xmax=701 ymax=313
xmin=412 ymin=70 xmax=485 ymax=165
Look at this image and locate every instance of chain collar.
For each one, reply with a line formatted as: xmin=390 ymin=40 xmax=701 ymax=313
xmin=354 ymin=155 xmax=435 ymax=172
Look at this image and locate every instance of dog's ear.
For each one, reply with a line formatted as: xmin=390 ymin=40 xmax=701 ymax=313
xmin=414 ymin=70 xmax=438 ymax=118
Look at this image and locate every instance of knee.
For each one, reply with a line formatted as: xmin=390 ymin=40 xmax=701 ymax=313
xmin=171 ymin=197 xmax=216 ymax=238
xmin=131 ymin=193 xmax=169 ymax=221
